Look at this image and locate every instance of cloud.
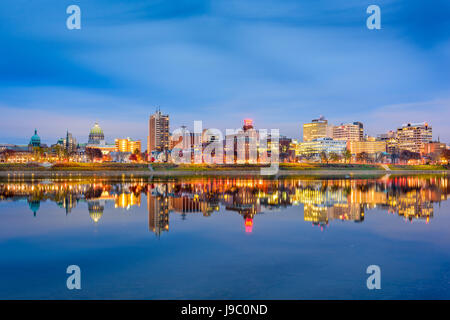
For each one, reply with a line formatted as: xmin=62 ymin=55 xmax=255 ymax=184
xmin=0 ymin=0 xmax=449 ymax=144
xmin=347 ymin=99 xmax=450 ymax=143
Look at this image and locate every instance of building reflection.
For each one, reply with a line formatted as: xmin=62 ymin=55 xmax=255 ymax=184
xmin=0 ymin=176 xmax=448 ymax=232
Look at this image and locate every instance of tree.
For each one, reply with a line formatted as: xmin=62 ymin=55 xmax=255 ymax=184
xmin=356 ymin=152 xmax=369 ymax=163
xmin=329 ymin=152 xmax=341 ymax=163
xmin=86 ymin=148 xmax=103 ymax=162
xmin=0 ymin=149 xmax=15 ymax=162
xmin=129 ymin=153 xmax=138 ymax=162
xmin=399 ymin=150 xmax=420 ymax=163
xmin=32 ymin=147 xmax=44 ymax=161
xmin=343 ymin=149 xmax=352 ymax=164
xmin=440 ymin=149 xmax=450 ymax=164
xmin=320 ymin=151 xmax=329 ymax=164
xmin=390 ymin=151 xmax=399 ymax=164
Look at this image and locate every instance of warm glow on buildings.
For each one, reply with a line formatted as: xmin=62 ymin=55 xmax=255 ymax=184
xmin=347 ymin=137 xmax=386 ymax=155
xmin=303 ymin=117 xmax=331 ymax=142
xmin=397 ymin=122 xmax=432 ymax=153
xmin=115 ymin=138 xmax=141 ymax=153
xmin=332 ymin=122 xmax=364 ymax=141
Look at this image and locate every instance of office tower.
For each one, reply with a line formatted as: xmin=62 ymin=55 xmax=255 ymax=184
xmin=65 ymin=131 xmax=77 ymax=153
xmin=303 ymin=116 xmax=332 ymax=142
xmin=298 ymin=137 xmax=347 ymax=156
xmin=347 ymin=137 xmax=387 ymax=155
xmin=397 ymin=122 xmax=432 ymax=153
xmin=148 ymin=110 xmax=169 ymax=158
xmin=332 ymin=122 xmax=364 ymax=141
xmin=115 ymin=138 xmax=142 ymax=153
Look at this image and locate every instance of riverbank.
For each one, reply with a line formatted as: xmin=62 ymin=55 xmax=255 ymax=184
xmin=0 ymin=169 xmax=448 ymax=178
xmin=0 ymin=163 xmax=447 ymax=178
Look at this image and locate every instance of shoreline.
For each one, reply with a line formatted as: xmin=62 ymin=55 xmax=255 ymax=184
xmin=0 ymin=169 xmax=448 ymax=178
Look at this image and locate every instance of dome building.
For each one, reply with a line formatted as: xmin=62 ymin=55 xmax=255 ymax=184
xmin=88 ymin=201 xmax=104 ymax=223
xmin=88 ymin=122 xmax=105 ymax=145
xmin=29 ymin=129 xmax=41 ymax=148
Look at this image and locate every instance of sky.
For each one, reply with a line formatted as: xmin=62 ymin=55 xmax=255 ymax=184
xmin=0 ymin=0 xmax=449 ymax=146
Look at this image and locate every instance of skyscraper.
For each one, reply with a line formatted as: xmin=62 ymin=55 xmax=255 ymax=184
xmin=65 ymin=131 xmax=77 ymax=153
xmin=148 ymin=110 xmax=169 ymax=159
xmin=303 ymin=116 xmax=332 ymax=142
xmin=397 ymin=122 xmax=432 ymax=153
xmin=332 ymin=122 xmax=364 ymax=141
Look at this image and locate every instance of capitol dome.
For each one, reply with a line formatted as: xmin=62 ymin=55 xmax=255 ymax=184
xmin=29 ymin=129 xmax=41 ymax=147
xmin=88 ymin=122 xmax=105 ymax=145
xmin=88 ymin=201 xmax=104 ymax=223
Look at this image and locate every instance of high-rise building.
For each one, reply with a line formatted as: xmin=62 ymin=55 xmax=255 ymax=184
xmin=148 ymin=110 xmax=169 ymax=158
xmin=65 ymin=131 xmax=77 ymax=153
xmin=115 ymin=138 xmax=141 ymax=153
xmin=332 ymin=122 xmax=364 ymax=141
xmin=303 ymin=116 xmax=332 ymax=142
xmin=397 ymin=122 xmax=432 ymax=153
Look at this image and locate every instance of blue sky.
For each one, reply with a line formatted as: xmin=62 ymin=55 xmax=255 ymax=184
xmin=0 ymin=0 xmax=449 ymax=146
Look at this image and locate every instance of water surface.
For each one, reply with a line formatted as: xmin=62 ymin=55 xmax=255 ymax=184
xmin=0 ymin=175 xmax=449 ymax=299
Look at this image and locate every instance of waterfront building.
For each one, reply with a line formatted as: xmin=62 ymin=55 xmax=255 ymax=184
xmin=298 ymin=138 xmax=347 ymax=156
xmin=88 ymin=122 xmax=105 ymax=145
xmin=332 ymin=122 xmax=364 ymax=141
xmin=65 ymin=131 xmax=77 ymax=153
xmin=115 ymin=138 xmax=141 ymax=153
xmin=397 ymin=122 xmax=432 ymax=153
xmin=347 ymin=137 xmax=387 ymax=155
xmin=85 ymin=122 xmax=116 ymax=155
xmin=420 ymin=141 xmax=447 ymax=156
xmin=29 ymin=129 xmax=41 ymax=148
xmin=303 ymin=116 xmax=332 ymax=142
xmin=224 ymin=119 xmax=260 ymax=164
xmin=148 ymin=110 xmax=169 ymax=159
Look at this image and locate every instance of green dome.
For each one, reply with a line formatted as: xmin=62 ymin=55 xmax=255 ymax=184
xmin=90 ymin=122 xmax=104 ymax=135
xmin=88 ymin=122 xmax=105 ymax=145
xmin=28 ymin=200 xmax=40 ymax=216
xmin=29 ymin=129 xmax=41 ymax=147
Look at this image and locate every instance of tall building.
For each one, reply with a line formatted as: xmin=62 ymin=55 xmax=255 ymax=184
xmin=303 ymin=116 xmax=332 ymax=142
xmin=397 ymin=122 xmax=432 ymax=153
xmin=115 ymin=138 xmax=141 ymax=153
xmin=65 ymin=131 xmax=77 ymax=153
xmin=88 ymin=122 xmax=105 ymax=145
xmin=332 ymin=122 xmax=364 ymax=141
xmin=148 ymin=110 xmax=169 ymax=158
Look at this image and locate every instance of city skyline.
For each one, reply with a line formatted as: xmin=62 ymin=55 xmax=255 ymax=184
xmin=0 ymin=115 xmax=446 ymax=148
xmin=1 ymin=0 xmax=449 ymax=145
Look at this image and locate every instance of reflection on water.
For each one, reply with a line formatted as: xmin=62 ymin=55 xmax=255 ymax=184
xmin=1 ymin=175 xmax=448 ymax=234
